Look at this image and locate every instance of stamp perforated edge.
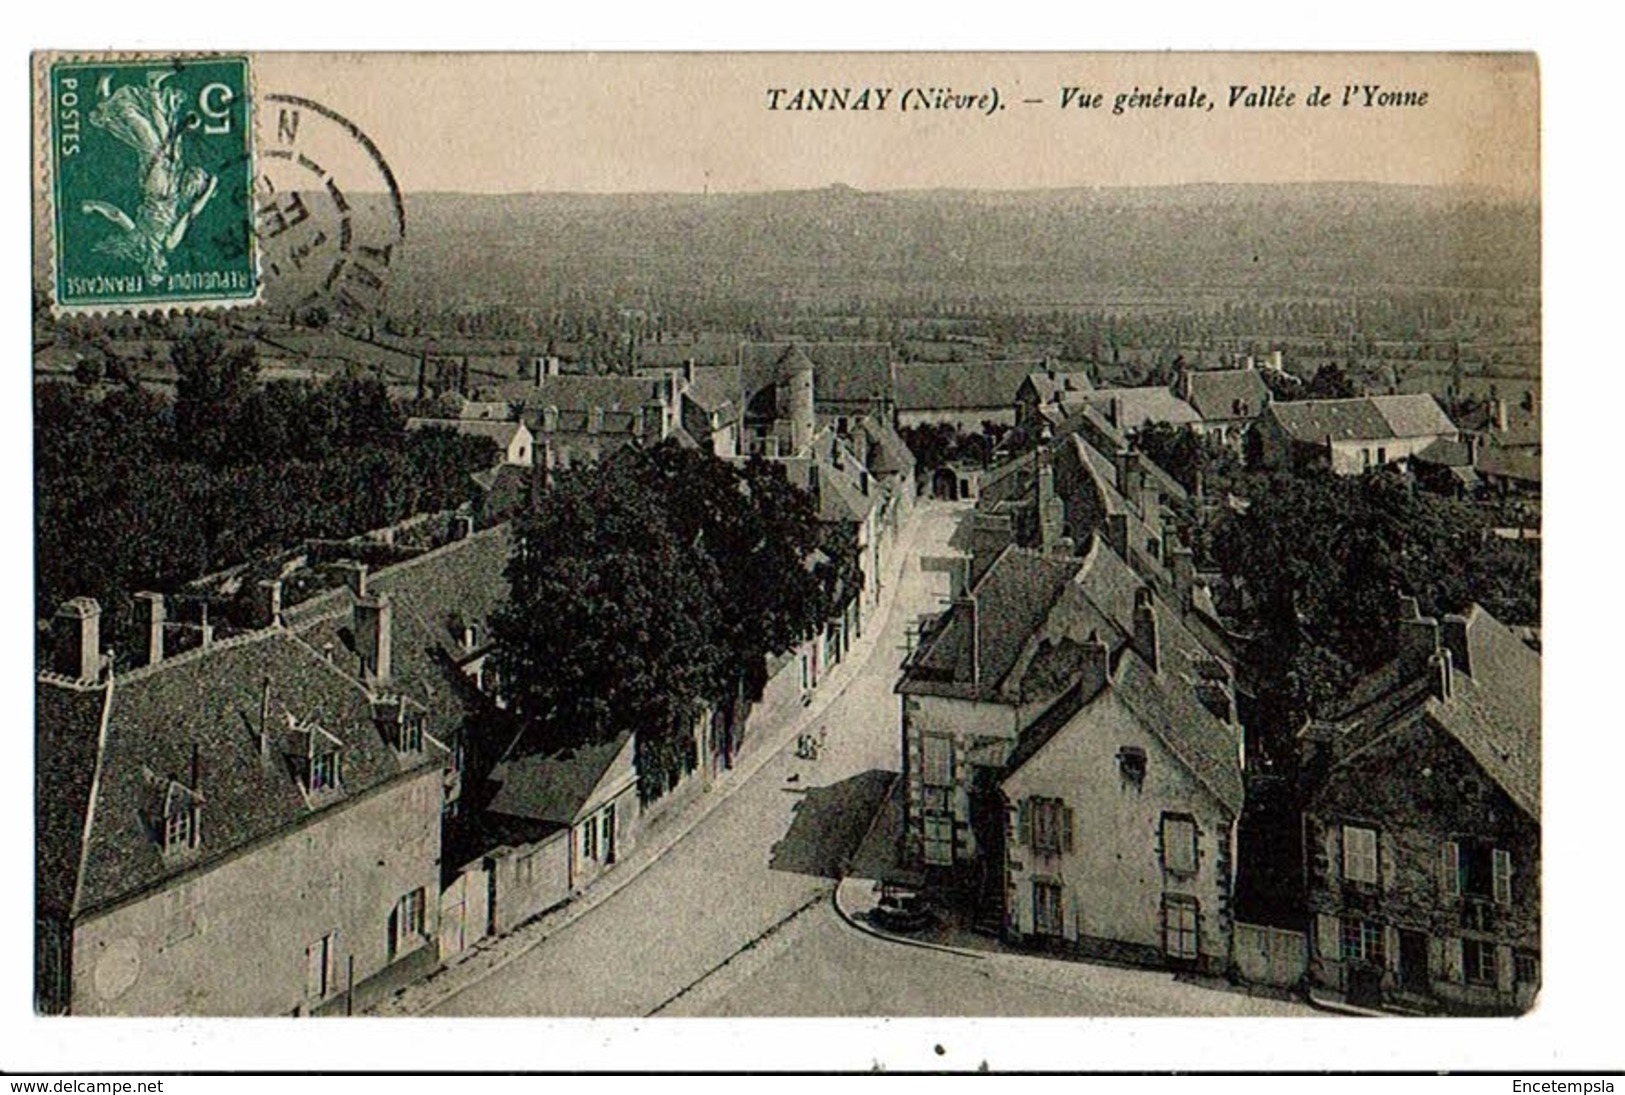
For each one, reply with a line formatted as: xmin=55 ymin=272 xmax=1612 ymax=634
xmin=33 ymin=50 xmax=264 ymax=318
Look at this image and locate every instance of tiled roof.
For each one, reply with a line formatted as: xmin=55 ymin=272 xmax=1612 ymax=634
xmin=294 ymin=526 xmax=514 ymax=740
xmin=999 ymin=540 xmax=1244 ymax=814
xmin=1268 ymin=394 xmax=1454 ymax=444
xmin=486 ymin=732 xmax=633 ymax=825
xmin=858 ymin=415 xmax=916 ymax=478
xmin=894 ymin=361 xmax=1040 ymax=411
xmin=36 ymin=683 xmax=109 ymax=917
xmin=901 ymin=547 xmax=1084 ymax=699
xmin=37 ymin=629 xmax=438 ymax=920
xmin=1183 ymin=368 xmax=1271 ymax=422
xmin=1370 ymin=394 xmax=1457 ymax=438
xmin=636 ymin=336 xmax=740 ymax=369
xmin=1021 ymin=370 xmax=1096 ymax=404
xmin=1477 ymin=446 xmax=1542 ymax=484
xmin=1414 ymin=437 xmax=1475 ymax=467
xmin=1084 ymin=387 xmax=1202 ymax=431
xmin=1322 ymin=604 xmax=1540 ymax=823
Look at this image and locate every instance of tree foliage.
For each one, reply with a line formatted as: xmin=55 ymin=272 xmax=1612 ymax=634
xmin=1211 ymin=467 xmax=1538 ymax=738
xmin=491 ymin=442 xmax=845 ymax=797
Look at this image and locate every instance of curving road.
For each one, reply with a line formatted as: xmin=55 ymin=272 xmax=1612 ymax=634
xmin=429 ymin=501 xmax=1313 ymax=1018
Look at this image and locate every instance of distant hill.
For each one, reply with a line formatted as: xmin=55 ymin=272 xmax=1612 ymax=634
xmin=32 ymin=183 xmax=1539 ymax=313
xmin=385 ymin=183 xmax=1538 ymax=309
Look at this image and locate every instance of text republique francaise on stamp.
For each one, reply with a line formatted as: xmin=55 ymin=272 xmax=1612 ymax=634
xmin=46 ymin=55 xmax=258 ymax=313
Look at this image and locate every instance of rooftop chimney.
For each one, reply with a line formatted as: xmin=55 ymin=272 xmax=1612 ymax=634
xmin=1441 ymin=614 xmax=1473 ymax=681
xmin=355 ymin=592 xmax=393 ymax=685
xmin=1268 ymin=350 xmax=1282 ymax=372
xmin=1491 ymin=398 xmax=1508 ymax=432
xmin=1396 ymin=594 xmax=1439 ymax=672
xmin=53 ymin=597 xmax=102 ymax=682
xmin=1431 ymin=647 xmax=1454 ymax=702
xmin=1081 ymin=629 xmax=1111 ymax=697
xmin=337 ymin=561 xmax=369 ymax=598
xmin=133 ymin=591 xmax=165 ymax=668
xmin=255 ymin=579 xmax=283 ymax=630
xmin=1132 ymin=587 xmax=1160 ymax=674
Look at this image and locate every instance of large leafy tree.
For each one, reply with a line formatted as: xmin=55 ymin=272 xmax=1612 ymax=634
xmin=1212 ymin=467 xmax=1534 ymax=740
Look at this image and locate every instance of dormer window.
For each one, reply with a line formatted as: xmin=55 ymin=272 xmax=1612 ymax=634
xmin=289 ymin=713 xmax=345 ymax=796
xmin=398 ymin=708 xmax=426 ymax=754
xmin=162 ymin=781 xmax=203 ymax=854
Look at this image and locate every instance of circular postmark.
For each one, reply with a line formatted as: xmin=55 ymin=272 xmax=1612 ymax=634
xmin=250 ymin=93 xmax=406 ymax=321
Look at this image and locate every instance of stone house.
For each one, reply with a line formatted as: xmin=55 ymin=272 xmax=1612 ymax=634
xmin=35 ymin=597 xmax=447 ymax=1016
xmin=1253 ymin=394 xmax=1457 ymax=475
xmin=1300 ymin=599 xmax=1540 ymax=1014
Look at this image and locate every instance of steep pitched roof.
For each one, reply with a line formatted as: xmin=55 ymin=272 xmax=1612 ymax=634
xmin=857 ymin=415 xmax=916 ymax=478
xmin=999 ymin=541 xmax=1244 ymax=814
xmin=37 ymin=629 xmax=437 ymax=920
xmin=1268 ymin=394 xmax=1454 ymax=444
xmin=1022 ymin=369 xmax=1096 ymax=404
xmin=900 ymin=547 xmax=1084 ymax=699
xmin=894 ymin=361 xmax=1042 ymax=411
xmin=1321 ymin=604 xmax=1540 ymax=822
xmin=485 ymin=732 xmax=634 ymax=825
xmin=1370 ymin=394 xmax=1457 ymax=438
xmin=1183 ymin=368 xmax=1271 ymax=422
xmin=1084 ymin=387 xmax=1202 ymax=431
xmin=293 ymin=526 xmax=514 ymax=738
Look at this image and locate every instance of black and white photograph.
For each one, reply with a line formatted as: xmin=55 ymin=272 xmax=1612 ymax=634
xmin=14 ymin=36 xmax=1600 ymax=1079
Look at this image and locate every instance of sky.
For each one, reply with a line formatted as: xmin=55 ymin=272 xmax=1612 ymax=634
xmin=252 ymin=52 xmax=1539 ymax=197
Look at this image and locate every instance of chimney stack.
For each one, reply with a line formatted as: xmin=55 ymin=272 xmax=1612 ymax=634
xmin=354 ymin=592 xmax=393 ymax=685
xmin=1490 ymin=398 xmax=1508 ymax=433
xmin=133 ymin=591 xmax=165 ymax=667
xmin=1132 ymin=587 xmax=1160 ymax=674
xmin=255 ymin=579 xmax=283 ymax=630
xmin=683 ymin=358 xmax=695 ymax=384
xmin=53 ymin=597 xmax=102 ymax=682
xmin=337 ymin=561 xmax=368 ymax=598
xmin=1268 ymin=350 xmax=1282 ymax=372
xmin=1081 ymin=629 xmax=1111 ymax=697
xmin=1396 ymin=594 xmax=1439 ymax=672
xmin=1441 ymin=613 xmax=1473 ymax=681
xmin=1431 ymin=647 xmax=1455 ymax=701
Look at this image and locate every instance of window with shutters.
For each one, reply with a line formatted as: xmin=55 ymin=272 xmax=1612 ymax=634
xmin=1033 ymin=880 xmax=1064 ymax=937
xmin=1163 ymin=895 xmax=1199 ymax=959
xmin=1440 ymin=840 xmax=1462 ymax=897
xmin=922 ymin=735 xmax=953 ymax=788
xmin=1161 ymin=814 xmax=1198 ymax=875
xmin=1340 ymin=918 xmax=1384 ymax=964
xmin=1342 ymin=824 xmax=1379 ymax=885
xmin=1464 ymin=938 xmax=1497 ymax=985
xmin=1515 ymin=952 xmax=1540 ymax=986
xmin=389 ymin=887 xmax=427 ymax=960
xmin=1029 ymin=797 xmax=1072 ymax=856
xmin=1458 ymin=841 xmax=1512 ymax=903
xmin=306 ymin=931 xmax=339 ymax=1000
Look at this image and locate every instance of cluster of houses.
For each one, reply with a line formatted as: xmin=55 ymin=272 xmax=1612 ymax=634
xmin=34 ymin=339 xmax=1539 ymax=1017
xmin=888 ymin=353 xmax=1540 ymax=1015
xmin=33 ymin=340 xmax=919 ymax=1017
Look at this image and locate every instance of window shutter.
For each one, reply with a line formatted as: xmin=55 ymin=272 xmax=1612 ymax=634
xmin=388 ymin=907 xmax=399 ymax=957
xmin=1325 ymin=826 xmax=1341 ymax=881
xmin=1061 ymin=805 xmax=1075 ymax=853
xmin=1384 ymin=925 xmax=1401 ymax=973
xmin=1443 ymin=936 xmax=1464 ymax=983
xmin=1496 ymin=944 xmax=1514 ymax=993
xmin=306 ymin=941 xmax=323 ymax=998
xmin=1317 ymin=913 xmax=1340 ymax=960
xmin=1441 ymin=841 xmax=1461 ymax=897
xmin=1018 ymin=798 xmax=1032 ymax=847
xmin=1492 ymin=848 xmax=1513 ymax=905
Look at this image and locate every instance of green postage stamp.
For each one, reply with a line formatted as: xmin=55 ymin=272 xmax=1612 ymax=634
xmin=45 ymin=55 xmax=258 ymax=312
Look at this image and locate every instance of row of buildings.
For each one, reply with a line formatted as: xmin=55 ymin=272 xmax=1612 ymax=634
xmin=891 ymin=364 xmax=1540 ymax=1015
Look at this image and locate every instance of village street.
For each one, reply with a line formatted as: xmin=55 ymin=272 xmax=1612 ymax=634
xmin=427 ymin=501 xmax=1314 ymax=1018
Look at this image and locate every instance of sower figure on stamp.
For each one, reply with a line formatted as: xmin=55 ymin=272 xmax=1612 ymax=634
xmin=80 ymin=70 xmax=218 ymax=286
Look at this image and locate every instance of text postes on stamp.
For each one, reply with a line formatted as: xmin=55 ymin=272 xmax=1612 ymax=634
xmin=48 ymin=56 xmax=258 ymax=313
